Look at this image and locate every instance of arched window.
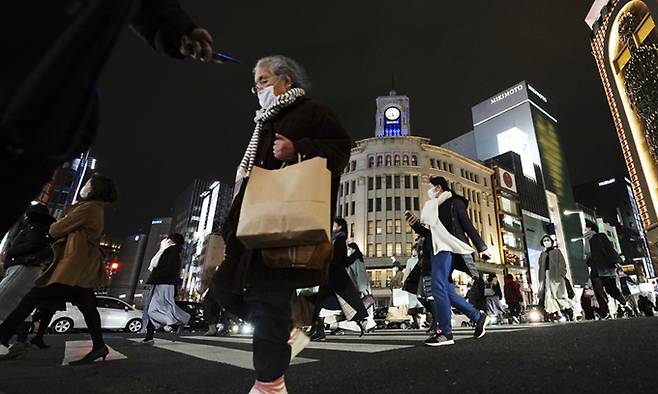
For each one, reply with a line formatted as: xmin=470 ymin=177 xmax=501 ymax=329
xmin=402 ymin=155 xmax=410 ymax=166
xmin=368 ymin=156 xmax=375 ymax=168
xmin=394 ymin=155 xmax=401 ymax=166
xmin=385 ymin=155 xmax=392 ymax=166
xmin=411 ymin=155 xmax=418 ymax=166
xmin=377 ymin=155 xmax=383 ymax=167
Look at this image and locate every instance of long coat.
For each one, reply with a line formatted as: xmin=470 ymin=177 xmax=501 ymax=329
xmin=214 ymin=97 xmax=351 ymax=294
xmin=36 ymin=201 xmax=107 ymax=289
xmin=538 ymin=248 xmax=568 ymax=285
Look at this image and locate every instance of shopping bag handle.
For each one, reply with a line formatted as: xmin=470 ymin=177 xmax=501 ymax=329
xmin=280 ymin=153 xmax=303 ymax=169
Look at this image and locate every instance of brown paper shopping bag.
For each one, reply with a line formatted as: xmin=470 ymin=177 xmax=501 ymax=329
xmin=236 ymin=157 xmax=331 ymax=249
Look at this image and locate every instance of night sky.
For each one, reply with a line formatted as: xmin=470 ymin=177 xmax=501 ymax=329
xmin=94 ymin=0 xmax=624 ymax=239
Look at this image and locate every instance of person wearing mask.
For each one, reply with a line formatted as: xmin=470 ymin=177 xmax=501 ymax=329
xmin=407 ymin=176 xmax=490 ymax=347
xmin=0 ymin=204 xmax=55 ymax=360
xmin=503 ymin=274 xmax=523 ymax=324
xmin=209 ymin=55 xmax=351 ymax=394
xmin=583 ymin=221 xmax=631 ymax=319
xmin=309 ymin=218 xmax=368 ymax=341
xmin=137 ymin=233 xmax=190 ymax=344
xmin=0 ymin=173 xmax=117 ymax=364
xmin=538 ymin=236 xmax=573 ymax=322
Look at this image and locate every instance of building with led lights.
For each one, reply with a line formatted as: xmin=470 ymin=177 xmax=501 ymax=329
xmin=586 ymin=0 xmax=658 ymax=269
xmin=108 ymin=233 xmax=147 ymax=303
xmin=180 ymin=180 xmax=233 ymax=300
xmin=339 ymin=91 xmax=501 ymax=306
xmin=45 ymin=151 xmax=97 ymax=219
xmin=443 ymin=81 xmax=587 ymax=285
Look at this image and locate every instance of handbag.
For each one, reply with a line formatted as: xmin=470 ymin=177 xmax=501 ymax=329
xmin=362 ymin=294 xmax=376 ymax=309
xmin=237 ymin=157 xmax=331 ymax=249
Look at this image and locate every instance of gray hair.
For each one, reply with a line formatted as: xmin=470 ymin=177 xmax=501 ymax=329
xmin=254 ymin=55 xmax=311 ymax=91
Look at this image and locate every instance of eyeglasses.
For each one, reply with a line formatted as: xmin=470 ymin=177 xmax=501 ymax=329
xmin=251 ymin=76 xmax=280 ymax=95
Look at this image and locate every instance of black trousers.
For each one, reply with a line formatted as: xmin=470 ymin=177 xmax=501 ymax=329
xmin=34 ymin=308 xmax=57 ymax=339
xmin=212 ymin=283 xmax=293 ymax=382
xmin=204 ymin=288 xmax=221 ymax=325
xmin=591 ymin=275 xmax=627 ymax=316
xmin=0 ymin=284 xmax=104 ymax=348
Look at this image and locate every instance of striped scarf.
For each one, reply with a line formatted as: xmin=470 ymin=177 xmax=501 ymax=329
xmin=235 ymin=88 xmax=306 ymax=183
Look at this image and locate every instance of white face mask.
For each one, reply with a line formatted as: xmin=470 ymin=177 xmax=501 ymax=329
xmin=79 ymin=189 xmax=90 ymax=199
xmin=257 ymin=85 xmax=277 ymax=109
xmin=543 ymin=241 xmax=553 ymax=248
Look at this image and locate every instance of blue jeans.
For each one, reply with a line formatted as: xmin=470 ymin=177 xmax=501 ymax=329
xmin=431 ymin=251 xmax=481 ymax=335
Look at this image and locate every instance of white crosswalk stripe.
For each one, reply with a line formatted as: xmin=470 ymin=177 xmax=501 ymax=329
xmin=62 ymin=340 xmax=127 ymax=366
xmin=127 ymin=338 xmax=318 ymax=369
xmin=184 ymin=335 xmax=414 ymax=353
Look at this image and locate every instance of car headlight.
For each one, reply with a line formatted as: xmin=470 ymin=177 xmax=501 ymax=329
xmin=241 ymin=324 xmax=254 ymax=334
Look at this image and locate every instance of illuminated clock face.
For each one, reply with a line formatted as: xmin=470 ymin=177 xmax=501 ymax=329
xmin=385 ymin=107 xmax=401 ymax=120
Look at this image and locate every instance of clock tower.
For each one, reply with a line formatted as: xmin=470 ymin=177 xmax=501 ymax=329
xmin=375 ymin=90 xmax=411 ymax=137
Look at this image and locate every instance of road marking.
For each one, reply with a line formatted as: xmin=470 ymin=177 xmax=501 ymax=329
xmin=62 ymin=340 xmax=127 ymax=366
xmin=127 ymin=338 xmax=318 ymax=370
xmin=183 ymin=336 xmax=413 ymax=353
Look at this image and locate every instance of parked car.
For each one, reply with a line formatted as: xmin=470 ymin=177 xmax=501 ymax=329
xmin=175 ymin=301 xmax=209 ymax=331
xmin=49 ymin=296 xmax=143 ymax=334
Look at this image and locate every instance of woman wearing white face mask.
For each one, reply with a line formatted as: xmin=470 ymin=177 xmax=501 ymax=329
xmin=538 ymin=235 xmax=574 ymax=321
xmin=210 ymin=55 xmax=351 ymax=394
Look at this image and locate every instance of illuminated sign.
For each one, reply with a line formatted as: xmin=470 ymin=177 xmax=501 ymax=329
xmin=527 ymin=84 xmax=548 ymax=103
xmin=498 ymin=168 xmax=518 ymax=193
xmin=490 ymin=84 xmax=524 ymax=104
xmin=598 ymin=178 xmax=616 ymax=187
xmin=151 ymin=220 xmax=163 ymax=225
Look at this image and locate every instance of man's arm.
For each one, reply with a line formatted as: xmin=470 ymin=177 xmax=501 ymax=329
xmin=131 ymin=0 xmax=213 ymax=60
xmin=454 ymin=199 xmax=487 ymax=253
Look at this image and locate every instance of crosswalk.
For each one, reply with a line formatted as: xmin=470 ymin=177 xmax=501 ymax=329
xmin=0 ymin=325 xmax=531 ymax=368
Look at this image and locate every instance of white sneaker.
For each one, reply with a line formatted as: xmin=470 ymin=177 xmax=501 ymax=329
xmin=288 ymin=328 xmax=310 ymax=361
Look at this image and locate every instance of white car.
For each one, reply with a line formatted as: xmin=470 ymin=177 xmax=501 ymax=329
xmin=50 ymin=296 xmax=143 ymax=334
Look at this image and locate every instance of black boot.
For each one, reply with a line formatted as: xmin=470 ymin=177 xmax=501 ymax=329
xmin=69 ymin=345 xmax=109 ymax=365
xmin=309 ymin=318 xmax=326 ymax=341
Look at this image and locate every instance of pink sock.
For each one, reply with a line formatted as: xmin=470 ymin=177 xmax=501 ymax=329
xmin=253 ymin=375 xmax=286 ymax=394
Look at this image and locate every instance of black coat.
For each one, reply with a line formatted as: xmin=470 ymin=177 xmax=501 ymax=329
xmin=586 ymin=233 xmax=621 ymax=277
xmin=5 ymin=222 xmax=53 ymax=269
xmin=411 ymin=193 xmax=486 ymax=276
xmin=215 ymin=97 xmax=351 ymax=293
xmin=316 ymin=234 xmax=368 ymax=321
xmin=147 ymin=245 xmax=183 ymax=285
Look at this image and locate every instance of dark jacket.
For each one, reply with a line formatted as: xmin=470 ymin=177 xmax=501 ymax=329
xmin=587 ymin=233 xmax=621 ymax=278
xmin=147 ymin=245 xmax=183 ymax=285
xmin=5 ymin=222 xmax=53 ymax=269
xmin=411 ymin=193 xmax=485 ymax=276
xmin=215 ymin=97 xmax=351 ymax=293
xmin=467 ymin=277 xmax=487 ymax=311
xmin=504 ymin=278 xmax=522 ymax=304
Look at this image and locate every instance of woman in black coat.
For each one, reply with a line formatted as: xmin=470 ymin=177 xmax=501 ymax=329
xmin=309 ymin=218 xmax=368 ymax=341
xmin=210 ymin=55 xmax=351 ymax=392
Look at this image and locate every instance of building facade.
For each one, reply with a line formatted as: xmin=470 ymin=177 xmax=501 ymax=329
xmin=181 ymin=181 xmax=233 ymax=300
xmin=443 ymin=81 xmax=587 ymax=285
xmin=339 ymin=91 xmax=501 ymax=305
xmin=586 ymin=0 xmax=658 ymax=268
xmin=45 ymin=151 xmax=97 ymax=219
xmin=108 ymin=234 xmax=147 ymax=303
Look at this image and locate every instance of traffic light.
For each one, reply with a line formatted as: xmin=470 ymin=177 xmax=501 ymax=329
xmin=108 ymin=260 xmax=120 ymax=274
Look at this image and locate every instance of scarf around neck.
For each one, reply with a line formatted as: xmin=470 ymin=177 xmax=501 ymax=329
xmin=235 ymin=88 xmax=306 ymax=184
xmin=421 ymin=191 xmax=475 ymax=256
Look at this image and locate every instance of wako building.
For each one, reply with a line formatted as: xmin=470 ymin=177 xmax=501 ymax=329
xmin=443 ymin=81 xmax=587 ymax=285
xmin=338 ymin=91 xmax=501 ymax=305
xmin=586 ymin=0 xmax=658 ymax=271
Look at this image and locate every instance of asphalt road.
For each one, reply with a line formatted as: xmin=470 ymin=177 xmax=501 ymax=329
xmin=0 ymin=318 xmax=656 ymax=394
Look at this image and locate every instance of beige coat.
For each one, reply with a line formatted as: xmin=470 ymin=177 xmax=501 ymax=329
xmin=36 ymin=201 xmax=108 ymax=289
